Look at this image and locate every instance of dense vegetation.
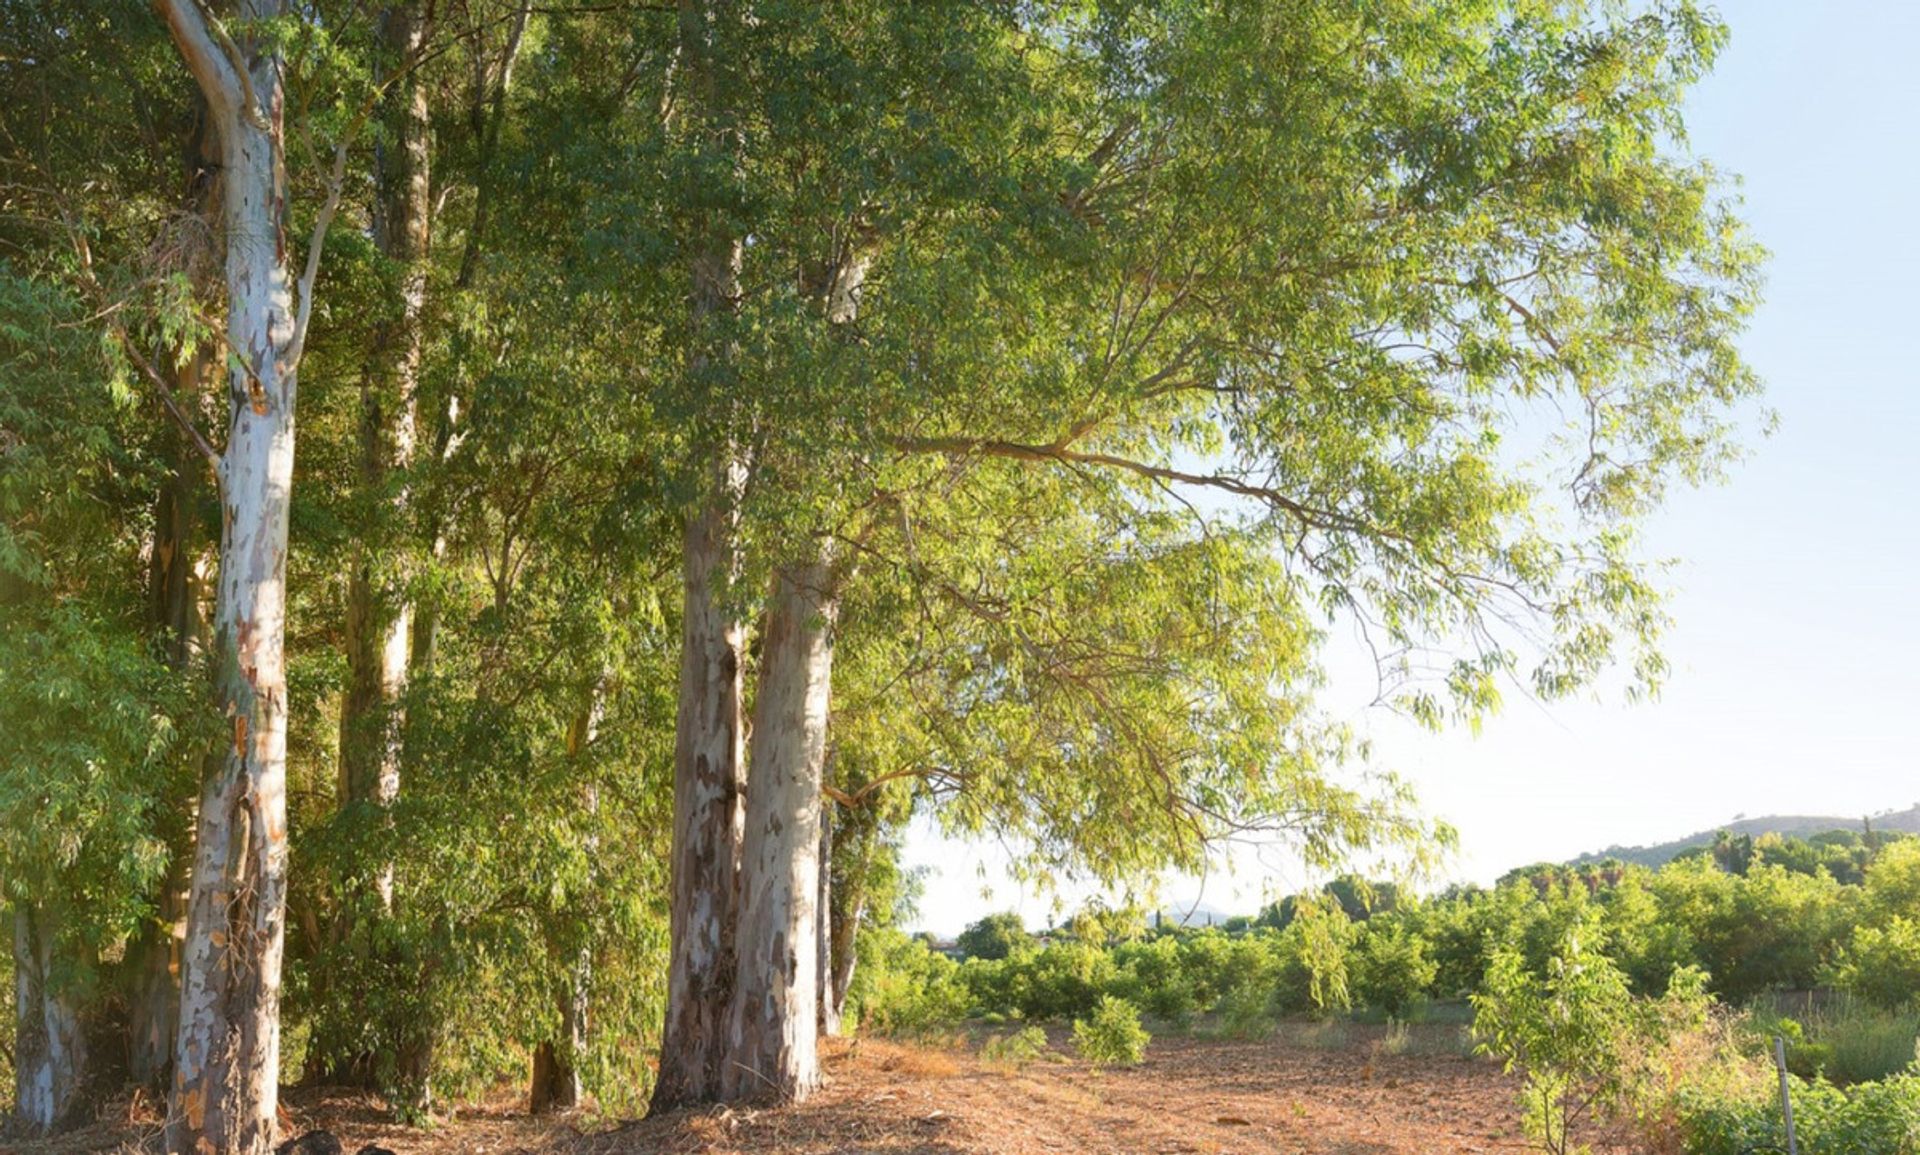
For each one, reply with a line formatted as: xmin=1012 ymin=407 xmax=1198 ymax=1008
xmin=855 ymin=831 xmax=1920 ymax=1153
xmin=1 ymin=1 xmax=1773 ymax=1151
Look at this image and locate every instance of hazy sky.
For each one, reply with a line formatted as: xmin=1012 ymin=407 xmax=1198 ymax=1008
xmin=902 ymin=1 xmax=1920 ymax=936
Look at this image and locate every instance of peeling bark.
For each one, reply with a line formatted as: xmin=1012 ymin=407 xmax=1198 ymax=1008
xmin=11 ymin=908 xmax=90 ymax=1135
xmin=722 ymin=559 xmax=837 ymax=1103
xmin=650 ymin=498 xmax=748 ymax=1112
xmin=159 ymin=3 xmax=301 ymax=1151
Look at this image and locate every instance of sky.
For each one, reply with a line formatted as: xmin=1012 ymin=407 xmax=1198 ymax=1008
xmin=902 ymin=1 xmax=1920 ymax=937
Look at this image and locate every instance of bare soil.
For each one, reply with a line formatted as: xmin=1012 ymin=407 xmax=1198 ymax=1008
xmin=11 ymin=1024 xmax=1631 ymax=1155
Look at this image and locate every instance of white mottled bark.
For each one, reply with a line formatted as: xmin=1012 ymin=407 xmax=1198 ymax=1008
xmin=11 ymin=908 xmax=89 ymax=1134
xmin=723 ymin=559 xmax=837 ymax=1102
xmin=158 ymin=3 xmax=300 ymax=1151
xmin=651 ymin=498 xmax=748 ymax=1110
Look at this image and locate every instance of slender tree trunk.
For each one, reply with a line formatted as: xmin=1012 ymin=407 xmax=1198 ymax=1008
xmin=340 ymin=0 xmax=430 ymax=897
xmin=126 ymin=854 xmax=190 ymax=1090
xmin=11 ymin=908 xmax=90 ymax=1135
xmin=128 ymin=333 xmax=210 ymax=1091
xmin=825 ymin=809 xmax=871 ymax=1036
xmin=531 ymin=683 xmax=602 ymax=1114
xmin=650 ymin=498 xmax=747 ymax=1111
xmin=722 ymin=559 xmax=837 ymax=1102
xmin=815 ymin=803 xmax=836 ymax=1038
xmin=161 ymin=4 xmax=300 ymax=1149
xmin=651 ymin=0 xmax=746 ymax=1105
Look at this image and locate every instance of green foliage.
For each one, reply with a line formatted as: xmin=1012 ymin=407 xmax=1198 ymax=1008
xmin=1 ymin=0 xmax=1779 ymax=1122
xmin=1681 ymin=1072 xmax=1920 ymax=1155
xmin=1835 ymin=919 xmax=1920 ymax=1012
xmin=1072 ymin=996 xmax=1150 ymax=1070
xmin=956 ymin=912 xmax=1036 ymax=962
xmin=847 ymin=928 xmax=970 ymax=1039
xmin=1353 ymin=919 xmax=1439 ymax=1020
xmin=1474 ymin=916 xmax=1714 ymax=1155
xmin=979 ymin=1025 xmax=1052 ymax=1069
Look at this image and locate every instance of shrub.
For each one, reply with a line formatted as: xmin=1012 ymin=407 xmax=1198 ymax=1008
xmin=1838 ymin=917 xmax=1920 ymax=1011
xmin=1681 ymin=1071 xmax=1920 ymax=1155
xmin=1353 ymin=919 xmax=1438 ymax=1018
xmin=1109 ymin=936 xmax=1198 ymax=1024
xmin=980 ymin=1025 xmax=1051 ymax=1069
xmin=1007 ymin=941 xmax=1116 ymax=1021
xmin=1073 ymin=995 xmax=1150 ymax=1069
xmin=956 ymin=912 xmax=1035 ymax=961
xmin=849 ymin=928 xmax=969 ymax=1038
xmin=1207 ymin=981 xmax=1278 ymax=1040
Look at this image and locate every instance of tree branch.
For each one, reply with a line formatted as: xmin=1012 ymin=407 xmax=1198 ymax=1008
xmin=282 ymin=134 xmax=348 ymax=374
xmin=153 ymin=0 xmax=245 ymax=120
xmin=894 ymin=434 xmax=1375 ymax=537
xmin=66 ymin=223 xmax=223 ymax=471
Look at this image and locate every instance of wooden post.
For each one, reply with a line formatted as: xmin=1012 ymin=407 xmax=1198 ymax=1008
xmin=1775 ymin=1034 xmax=1798 ymax=1155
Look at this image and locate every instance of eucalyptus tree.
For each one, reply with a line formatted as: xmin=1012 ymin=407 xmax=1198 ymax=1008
xmin=638 ymin=0 xmax=1760 ymax=1109
xmin=144 ymin=0 xmax=394 ymax=1145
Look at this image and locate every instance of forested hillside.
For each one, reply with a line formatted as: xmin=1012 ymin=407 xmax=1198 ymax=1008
xmin=1 ymin=3 xmax=1767 ymax=1153
xmin=1575 ymin=806 xmax=1920 ymax=868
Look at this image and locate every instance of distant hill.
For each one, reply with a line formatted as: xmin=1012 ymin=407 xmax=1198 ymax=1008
xmin=1571 ymin=804 xmax=1920 ymax=868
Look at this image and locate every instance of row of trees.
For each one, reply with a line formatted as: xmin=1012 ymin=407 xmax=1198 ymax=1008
xmin=866 ymin=833 xmax=1920 ymax=1032
xmin=1 ymin=1 xmax=1761 ymax=1152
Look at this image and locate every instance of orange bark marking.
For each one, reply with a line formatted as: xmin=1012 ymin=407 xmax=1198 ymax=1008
xmin=233 ymin=715 xmax=248 ymax=755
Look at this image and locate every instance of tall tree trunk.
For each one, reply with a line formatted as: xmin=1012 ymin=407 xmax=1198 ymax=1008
xmin=651 ymin=0 xmax=746 ymax=1107
xmin=722 ymin=559 xmax=837 ymax=1102
xmin=339 ymin=0 xmax=430 ymax=899
xmin=126 ymin=854 xmax=190 ymax=1090
xmin=11 ymin=908 xmax=90 ymax=1135
xmin=650 ymin=498 xmax=747 ymax=1111
xmin=159 ymin=3 xmax=300 ymax=1150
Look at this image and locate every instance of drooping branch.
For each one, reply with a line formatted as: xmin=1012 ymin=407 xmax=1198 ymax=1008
xmin=65 ymin=223 xmax=223 ymax=470
xmin=894 ymin=434 xmax=1383 ymax=539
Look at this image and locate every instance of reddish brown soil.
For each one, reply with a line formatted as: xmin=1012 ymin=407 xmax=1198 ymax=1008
xmin=11 ymin=1025 xmax=1631 ymax=1155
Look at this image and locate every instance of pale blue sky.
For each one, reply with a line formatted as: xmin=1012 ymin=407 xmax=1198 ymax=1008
xmin=904 ymin=1 xmax=1920 ymax=935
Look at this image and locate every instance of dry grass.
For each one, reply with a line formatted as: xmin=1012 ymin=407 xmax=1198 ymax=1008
xmin=10 ymin=1027 xmax=1631 ymax=1155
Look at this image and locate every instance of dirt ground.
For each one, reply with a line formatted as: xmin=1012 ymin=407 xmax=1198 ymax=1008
xmin=12 ymin=1024 xmax=1631 ymax=1155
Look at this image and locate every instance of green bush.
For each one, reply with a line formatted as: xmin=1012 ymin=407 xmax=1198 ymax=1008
xmin=1073 ymin=996 xmax=1150 ymax=1069
xmin=1005 ymin=941 xmax=1117 ymax=1021
xmin=1110 ymin=936 xmax=1198 ymax=1023
xmin=849 ymin=927 xmax=969 ymax=1038
xmin=1839 ymin=917 xmax=1920 ymax=1011
xmin=980 ymin=1025 xmax=1051 ymax=1068
xmin=1353 ymin=919 xmax=1438 ymax=1018
xmin=1681 ymin=1072 xmax=1920 ymax=1155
